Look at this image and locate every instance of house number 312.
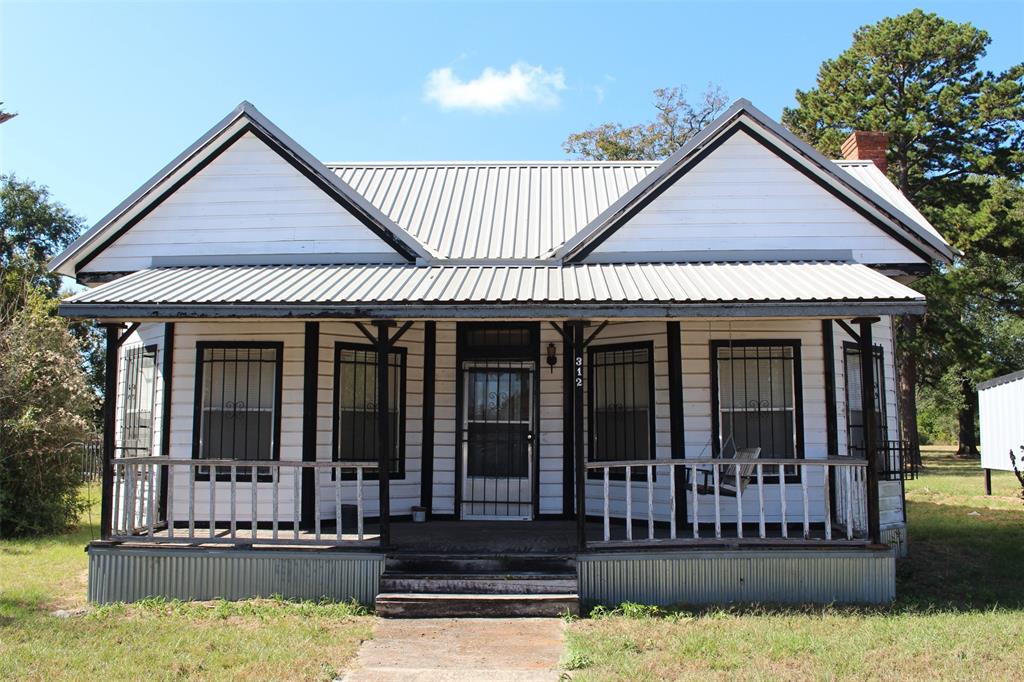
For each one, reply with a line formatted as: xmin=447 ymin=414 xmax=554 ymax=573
xmin=575 ymin=355 xmax=583 ymax=387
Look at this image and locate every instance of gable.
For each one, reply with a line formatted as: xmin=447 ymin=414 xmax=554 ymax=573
xmin=80 ymin=132 xmax=410 ymax=274
xmin=584 ymin=129 xmax=925 ymax=265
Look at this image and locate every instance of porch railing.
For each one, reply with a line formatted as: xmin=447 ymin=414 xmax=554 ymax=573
xmin=109 ymin=457 xmax=379 ymax=546
xmin=585 ymin=457 xmax=870 ymax=547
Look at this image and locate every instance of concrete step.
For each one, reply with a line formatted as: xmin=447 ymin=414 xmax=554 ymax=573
xmin=385 ymin=553 xmax=576 ymax=575
xmin=379 ymin=572 xmax=578 ymax=595
xmin=374 ymin=592 xmax=580 ymax=618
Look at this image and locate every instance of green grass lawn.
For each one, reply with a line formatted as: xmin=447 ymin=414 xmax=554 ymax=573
xmin=563 ymin=448 xmax=1024 ymax=681
xmin=0 ymin=485 xmax=373 ymax=681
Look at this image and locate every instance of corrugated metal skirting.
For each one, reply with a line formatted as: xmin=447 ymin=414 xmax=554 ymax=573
xmin=88 ymin=546 xmax=385 ymax=605
xmin=880 ymin=526 xmax=908 ymax=558
xmin=579 ymin=549 xmax=895 ymax=606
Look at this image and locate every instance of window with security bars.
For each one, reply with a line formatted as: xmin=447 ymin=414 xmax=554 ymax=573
xmin=193 ymin=343 xmax=282 ymax=482
xmin=713 ymin=342 xmax=803 ymax=477
xmin=333 ymin=343 xmax=405 ymax=478
xmin=844 ymin=343 xmax=888 ymax=461
xmin=120 ymin=345 xmax=157 ymax=456
xmin=588 ymin=343 xmax=655 ymax=479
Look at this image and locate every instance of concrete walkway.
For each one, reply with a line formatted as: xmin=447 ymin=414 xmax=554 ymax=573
xmin=339 ymin=618 xmax=566 ymax=681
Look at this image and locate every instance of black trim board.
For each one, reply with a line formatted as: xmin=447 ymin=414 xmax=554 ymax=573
xmin=569 ymin=121 xmax=934 ymax=264
xmin=301 ymin=323 xmax=319 ymax=529
xmin=420 ymin=322 xmax=436 ymax=516
xmin=74 ymin=122 xmax=418 ymax=274
xmin=157 ymin=324 xmax=174 ymax=521
xmin=666 ymin=322 xmax=687 ymax=529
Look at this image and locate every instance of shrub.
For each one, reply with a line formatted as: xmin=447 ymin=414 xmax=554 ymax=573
xmin=0 ymin=290 xmax=96 ymax=536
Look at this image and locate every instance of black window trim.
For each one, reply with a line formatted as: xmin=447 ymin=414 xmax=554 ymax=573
xmin=587 ymin=340 xmax=658 ymax=481
xmin=842 ymin=340 xmax=889 ymax=453
xmin=191 ymin=340 xmax=284 ymax=482
xmin=709 ymin=339 xmax=805 ymax=484
xmin=331 ymin=340 xmax=407 ymax=481
xmin=119 ymin=343 xmax=159 ymax=457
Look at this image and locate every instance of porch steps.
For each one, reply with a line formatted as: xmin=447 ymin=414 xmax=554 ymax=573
xmin=376 ymin=554 xmax=579 ymax=617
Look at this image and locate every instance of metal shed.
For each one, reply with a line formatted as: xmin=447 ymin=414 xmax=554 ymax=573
xmin=978 ymin=370 xmax=1024 ymax=474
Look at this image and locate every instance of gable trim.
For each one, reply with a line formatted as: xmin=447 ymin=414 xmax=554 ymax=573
xmin=74 ymin=123 xmax=421 ymax=274
xmin=566 ymin=121 xmax=934 ymax=264
xmin=52 ymin=102 xmax=432 ymax=277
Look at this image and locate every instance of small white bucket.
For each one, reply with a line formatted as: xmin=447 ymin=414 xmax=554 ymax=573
xmin=411 ymin=506 xmax=426 ymax=523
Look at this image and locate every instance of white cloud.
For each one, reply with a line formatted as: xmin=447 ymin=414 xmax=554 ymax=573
xmin=424 ymin=62 xmax=566 ymax=111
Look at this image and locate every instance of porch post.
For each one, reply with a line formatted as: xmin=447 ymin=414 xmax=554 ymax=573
xmin=100 ymin=323 xmax=121 ymax=540
xmin=666 ymin=322 xmax=687 ymax=531
xmin=568 ymin=321 xmax=587 ymax=550
xmin=855 ymin=317 xmax=882 ymax=545
xmin=374 ymin=321 xmax=393 ymax=547
xmin=420 ymin=322 xmax=436 ymax=517
xmin=301 ymin=322 xmax=319 ymax=530
xmin=157 ymin=322 xmax=175 ymax=522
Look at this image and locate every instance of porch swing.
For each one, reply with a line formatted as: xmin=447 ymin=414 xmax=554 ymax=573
xmin=689 ymin=321 xmax=762 ymax=497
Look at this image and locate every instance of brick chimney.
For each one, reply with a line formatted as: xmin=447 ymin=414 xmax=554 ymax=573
xmin=841 ymin=131 xmax=889 ymax=174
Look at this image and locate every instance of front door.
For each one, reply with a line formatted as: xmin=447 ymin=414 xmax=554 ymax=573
xmin=460 ymin=362 xmax=535 ymax=519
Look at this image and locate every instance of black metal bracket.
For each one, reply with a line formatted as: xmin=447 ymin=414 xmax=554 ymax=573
xmin=834 ymin=319 xmax=860 ymax=343
xmin=115 ymin=322 xmax=139 ymax=347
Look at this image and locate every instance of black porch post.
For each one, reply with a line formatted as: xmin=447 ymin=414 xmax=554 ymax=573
xmin=855 ymin=317 xmax=882 ymax=545
xmin=420 ymin=322 xmax=436 ymax=517
xmin=374 ymin=321 xmax=393 ymax=547
xmin=568 ymin=321 xmax=587 ymax=550
xmin=157 ymin=322 xmax=175 ymax=522
xmin=100 ymin=324 xmax=121 ymax=540
xmin=666 ymin=322 xmax=687 ymax=530
xmin=301 ymin=322 xmax=319 ymax=530
xmin=562 ymin=326 xmax=575 ymax=518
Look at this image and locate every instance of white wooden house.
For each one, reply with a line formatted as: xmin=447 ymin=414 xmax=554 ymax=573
xmin=52 ymin=100 xmax=950 ymax=613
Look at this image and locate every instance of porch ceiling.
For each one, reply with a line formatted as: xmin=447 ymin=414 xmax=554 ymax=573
xmin=59 ymin=261 xmax=925 ymax=320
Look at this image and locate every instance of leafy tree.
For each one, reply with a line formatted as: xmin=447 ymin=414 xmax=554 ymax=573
xmin=0 ymin=174 xmax=104 ymax=397
xmin=782 ymin=10 xmax=1024 ymax=457
xmin=0 ymin=289 xmax=96 ymax=537
xmin=563 ymin=85 xmax=728 ymax=160
xmin=1 ymin=174 xmax=84 ymax=304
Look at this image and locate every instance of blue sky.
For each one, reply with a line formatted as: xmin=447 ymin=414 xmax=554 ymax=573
xmin=1 ymin=1 xmax=1021 ymax=225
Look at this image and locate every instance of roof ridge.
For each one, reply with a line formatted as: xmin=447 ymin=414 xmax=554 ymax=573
xmin=326 ymin=160 xmax=662 ymax=168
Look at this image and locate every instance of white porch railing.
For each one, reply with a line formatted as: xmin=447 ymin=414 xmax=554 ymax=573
xmin=584 ymin=457 xmax=869 ymax=546
xmin=110 ymin=457 xmax=378 ymax=546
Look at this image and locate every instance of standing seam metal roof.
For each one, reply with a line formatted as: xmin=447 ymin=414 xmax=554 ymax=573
xmin=64 ymin=261 xmax=924 ymax=307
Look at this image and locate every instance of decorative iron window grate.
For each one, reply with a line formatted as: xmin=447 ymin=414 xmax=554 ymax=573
xmin=711 ymin=341 xmax=804 ymax=480
xmin=119 ymin=345 xmax=157 ymax=456
xmin=192 ymin=343 xmax=282 ymax=482
xmin=844 ymin=344 xmax=914 ymax=480
xmin=332 ymin=343 xmax=405 ymax=479
xmin=588 ymin=343 xmax=656 ymax=480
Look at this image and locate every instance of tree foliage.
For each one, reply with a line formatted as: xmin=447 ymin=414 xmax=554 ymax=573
xmin=0 ymin=290 xmax=96 ymax=537
xmin=782 ymin=10 xmax=1024 ymax=453
xmin=563 ymin=85 xmax=728 ymax=160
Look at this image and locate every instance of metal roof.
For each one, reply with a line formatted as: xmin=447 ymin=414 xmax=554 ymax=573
xmin=60 ymin=261 xmax=925 ymax=319
xmin=834 ymin=161 xmax=947 ymax=245
xmin=330 ymin=162 xmax=659 ymax=259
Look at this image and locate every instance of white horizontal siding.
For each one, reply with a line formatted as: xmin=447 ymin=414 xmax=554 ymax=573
xmin=83 ymin=133 xmax=399 ymax=273
xmin=591 ymin=131 xmax=923 ymax=265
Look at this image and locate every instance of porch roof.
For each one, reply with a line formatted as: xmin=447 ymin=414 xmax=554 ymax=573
xmin=60 ymin=261 xmax=925 ymax=319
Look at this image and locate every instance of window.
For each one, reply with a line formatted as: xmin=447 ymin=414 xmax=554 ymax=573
xmin=192 ymin=342 xmax=282 ymax=481
xmin=120 ymin=345 xmax=157 ymax=456
xmin=333 ymin=343 xmax=405 ymax=478
xmin=588 ymin=343 xmax=655 ymax=478
xmin=712 ymin=341 xmax=804 ymax=475
xmin=843 ymin=343 xmax=888 ymax=458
